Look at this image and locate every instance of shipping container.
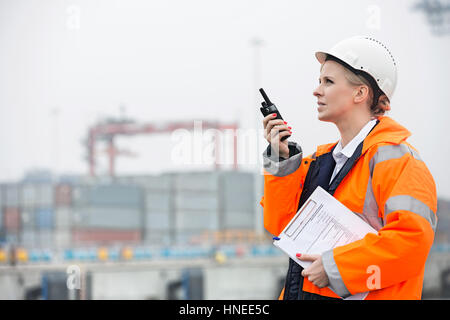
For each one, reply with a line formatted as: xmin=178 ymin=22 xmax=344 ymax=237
xmin=35 ymin=184 xmax=54 ymax=207
xmin=36 ymin=230 xmax=54 ymax=248
xmin=175 ymin=210 xmax=218 ymax=230
xmin=71 ymin=229 xmax=141 ymax=244
xmin=5 ymin=232 xmax=19 ymax=244
xmin=21 ymin=184 xmax=37 ymax=208
xmin=4 ymin=184 xmax=20 ymax=207
xmin=72 ymin=184 xmax=143 ymax=208
xmin=53 ymin=230 xmax=71 ymax=249
xmin=145 ymin=212 xmax=171 ymax=230
xmin=221 ymin=172 xmax=255 ymax=213
xmin=20 ymin=209 xmax=35 ymax=230
xmin=4 ymin=207 xmax=20 ymax=231
xmin=145 ymin=191 xmax=171 ymax=213
xmin=173 ymin=172 xmax=219 ymax=192
xmin=174 ymin=191 xmax=218 ymax=211
xmin=143 ymin=230 xmax=172 ymax=246
xmin=21 ymin=230 xmax=37 ymax=247
xmin=73 ymin=207 xmax=142 ymax=229
xmin=222 ymin=211 xmax=255 ymax=229
xmin=54 ymin=184 xmax=72 ymax=207
xmin=0 ymin=198 xmax=3 ymax=230
xmin=20 ymin=183 xmax=54 ymax=208
xmin=121 ymin=174 xmax=173 ymax=191
xmin=54 ymin=208 xmax=72 ymax=229
xmin=35 ymin=208 xmax=54 ymax=229
xmin=0 ymin=184 xmax=3 ymax=210
xmin=0 ymin=229 xmax=5 ymax=244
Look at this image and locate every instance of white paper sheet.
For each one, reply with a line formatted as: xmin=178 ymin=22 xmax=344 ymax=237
xmin=273 ymin=186 xmax=377 ymax=300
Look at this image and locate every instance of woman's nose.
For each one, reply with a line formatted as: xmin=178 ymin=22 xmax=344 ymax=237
xmin=313 ymin=85 xmax=322 ymax=97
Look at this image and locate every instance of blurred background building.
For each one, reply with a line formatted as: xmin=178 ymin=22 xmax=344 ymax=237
xmin=0 ymin=0 xmax=449 ymax=299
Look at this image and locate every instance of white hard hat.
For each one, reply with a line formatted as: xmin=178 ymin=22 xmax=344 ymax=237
xmin=315 ymin=36 xmax=397 ymax=101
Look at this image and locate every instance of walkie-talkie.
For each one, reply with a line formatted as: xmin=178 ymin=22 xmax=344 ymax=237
xmin=259 ymin=88 xmax=291 ymax=141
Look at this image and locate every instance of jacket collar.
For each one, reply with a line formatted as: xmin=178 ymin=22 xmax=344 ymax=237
xmin=362 ymin=116 xmax=411 ymax=154
xmin=315 ymin=116 xmax=411 ymax=158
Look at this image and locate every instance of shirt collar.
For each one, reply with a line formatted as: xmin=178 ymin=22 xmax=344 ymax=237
xmin=333 ymin=119 xmax=378 ymax=159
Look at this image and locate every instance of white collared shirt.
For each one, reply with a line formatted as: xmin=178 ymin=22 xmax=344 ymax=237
xmin=330 ymin=119 xmax=377 ymax=184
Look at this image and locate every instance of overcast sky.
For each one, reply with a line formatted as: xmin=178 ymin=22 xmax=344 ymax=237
xmin=0 ymin=0 xmax=449 ymax=198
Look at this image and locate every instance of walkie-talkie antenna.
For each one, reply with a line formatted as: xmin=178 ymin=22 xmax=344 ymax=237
xmin=259 ymin=88 xmax=273 ymax=106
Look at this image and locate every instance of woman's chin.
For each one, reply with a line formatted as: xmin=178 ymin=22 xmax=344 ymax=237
xmin=317 ymin=111 xmax=330 ymax=122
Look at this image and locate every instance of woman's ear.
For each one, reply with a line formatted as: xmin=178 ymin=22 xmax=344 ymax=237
xmin=353 ymin=85 xmax=371 ymax=104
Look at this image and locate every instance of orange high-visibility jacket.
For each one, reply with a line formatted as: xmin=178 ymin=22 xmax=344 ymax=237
xmin=260 ymin=116 xmax=437 ymax=300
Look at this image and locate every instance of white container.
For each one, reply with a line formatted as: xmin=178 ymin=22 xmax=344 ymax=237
xmin=4 ymin=184 xmax=20 ymax=207
xmin=54 ymin=208 xmax=72 ymax=229
xmin=0 ymin=184 xmax=3 ymax=209
xmin=20 ymin=209 xmax=35 ymax=230
xmin=222 ymin=211 xmax=254 ymax=229
xmin=175 ymin=210 xmax=218 ymax=230
xmin=36 ymin=230 xmax=54 ymax=248
xmin=53 ymin=230 xmax=71 ymax=249
xmin=173 ymin=172 xmax=219 ymax=192
xmin=21 ymin=184 xmax=37 ymax=208
xmin=73 ymin=206 xmax=142 ymax=230
xmin=145 ymin=212 xmax=170 ymax=230
xmin=222 ymin=171 xmax=255 ymax=212
xmin=21 ymin=230 xmax=37 ymax=247
xmin=145 ymin=191 xmax=171 ymax=213
xmin=35 ymin=184 xmax=54 ymax=207
xmin=174 ymin=191 xmax=218 ymax=211
xmin=72 ymin=185 xmax=143 ymax=208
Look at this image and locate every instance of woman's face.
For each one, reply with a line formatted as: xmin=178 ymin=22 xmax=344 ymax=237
xmin=313 ymin=60 xmax=359 ymax=123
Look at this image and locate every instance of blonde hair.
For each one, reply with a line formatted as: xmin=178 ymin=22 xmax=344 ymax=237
xmin=342 ymin=68 xmax=389 ymax=117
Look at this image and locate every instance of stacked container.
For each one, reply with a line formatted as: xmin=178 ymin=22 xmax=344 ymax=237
xmin=71 ymin=184 xmax=144 ymax=245
xmin=220 ymin=171 xmax=255 ymax=229
xmin=0 ymin=170 xmax=262 ymax=251
xmin=0 ymin=186 xmax=4 ymax=243
xmin=20 ymin=183 xmax=56 ymax=248
xmin=139 ymin=174 xmax=173 ymax=246
xmin=172 ymin=172 xmax=221 ymax=245
xmin=53 ymin=183 xmax=73 ymax=249
xmin=3 ymin=183 xmax=20 ymax=245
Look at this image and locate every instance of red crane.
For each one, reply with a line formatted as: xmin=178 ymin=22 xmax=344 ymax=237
xmin=86 ymin=118 xmax=239 ymax=177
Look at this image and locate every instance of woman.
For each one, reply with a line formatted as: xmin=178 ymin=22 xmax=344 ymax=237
xmin=260 ymin=36 xmax=437 ymax=300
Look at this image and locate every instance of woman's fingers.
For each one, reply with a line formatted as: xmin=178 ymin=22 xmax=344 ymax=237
xmin=265 ymin=122 xmax=290 ymax=141
xmin=262 ymin=113 xmax=277 ymax=128
xmin=266 ymin=119 xmax=286 ymax=134
xmin=268 ymin=124 xmax=291 ymax=141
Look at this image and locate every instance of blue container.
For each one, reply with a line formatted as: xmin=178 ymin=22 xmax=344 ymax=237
xmin=29 ymin=251 xmax=42 ymax=262
xmin=108 ymin=249 xmax=120 ymax=261
xmin=35 ymin=208 xmax=54 ymax=229
xmin=64 ymin=249 xmax=74 ymax=261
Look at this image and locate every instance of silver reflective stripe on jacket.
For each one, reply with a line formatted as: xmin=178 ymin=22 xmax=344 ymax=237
xmin=262 ymin=142 xmax=303 ymax=177
xmin=384 ymin=195 xmax=437 ymax=232
xmin=369 ymin=143 xmax=422 ymax=176
xmin=367 ymin=143 xmax=435 ymax=231
xmin=322 ymin=249 xmax=351 ymax=298
xmin=360 ymin=174 xmax=384 ymax=231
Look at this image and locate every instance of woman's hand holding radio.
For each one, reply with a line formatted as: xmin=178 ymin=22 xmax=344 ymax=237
xmin=263 ymin=113 xmax=292 ymax=159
